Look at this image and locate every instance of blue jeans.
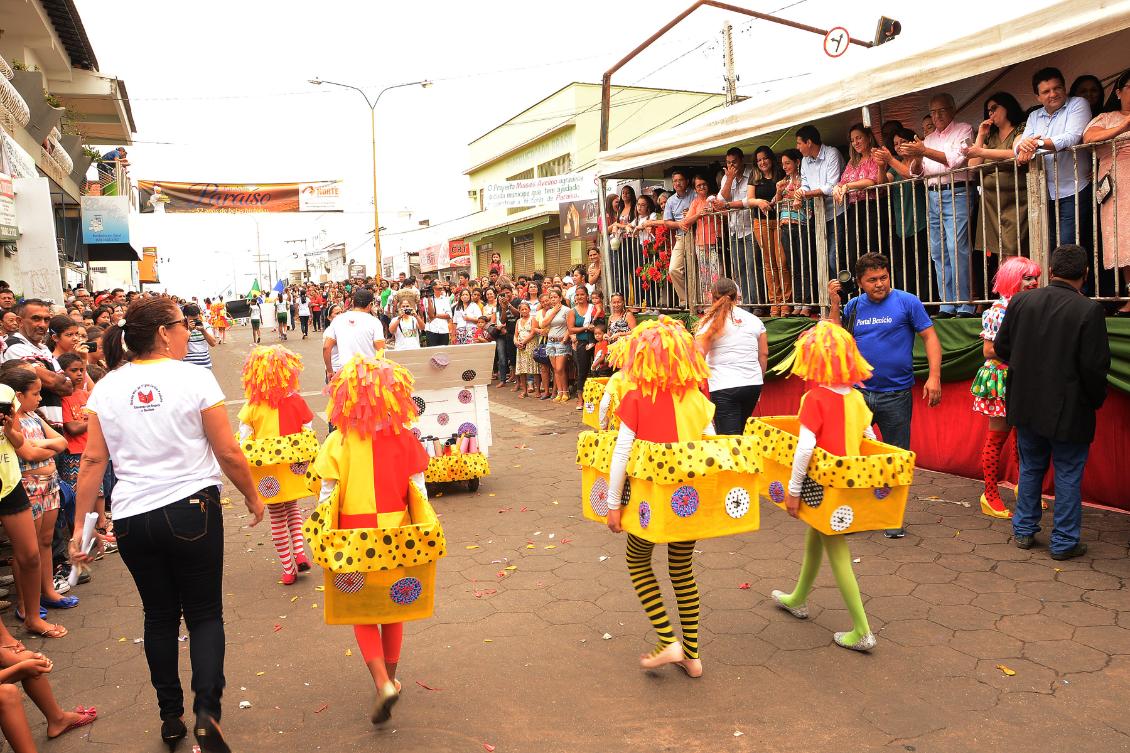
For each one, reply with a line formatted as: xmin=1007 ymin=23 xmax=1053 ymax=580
xmin=1048 ymin=184 xmax=1095 ymax=294
xmin=860 ymin=388 xmax=912 ymax=450
xmin=927 ymin=185 xmax=974 ymax=314
xmin=1013 ymin=428 xmax=1089 ymax=554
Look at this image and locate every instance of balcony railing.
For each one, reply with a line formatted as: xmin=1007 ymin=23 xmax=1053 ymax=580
xmin=601 ymin=134 xmax=1130 ymax=314
xmin=0 ymin=56 xmax=31 ymax=133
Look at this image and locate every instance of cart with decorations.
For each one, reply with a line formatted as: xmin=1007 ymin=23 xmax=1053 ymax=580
xmin=386 ymin=343 xmax=494 ymax=493
xmin=747 ymin=416 xmax=916 ymax=535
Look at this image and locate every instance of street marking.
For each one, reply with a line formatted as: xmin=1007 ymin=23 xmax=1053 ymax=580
xmin=489 ymin=402 xmax=555 ymax=428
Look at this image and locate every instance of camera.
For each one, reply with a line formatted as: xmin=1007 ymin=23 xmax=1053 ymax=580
xmin=836 ymin=269 xmax=857 ymax=303
xmin=83 ymin=340 xmax=99 ymax=351
xmin=401 ymin=306 xmax=414 ymax=316
xmin=0 ymin=403 xmax=12 ymax=417
xmin=192 ymin=319 xmax=203 ymax=328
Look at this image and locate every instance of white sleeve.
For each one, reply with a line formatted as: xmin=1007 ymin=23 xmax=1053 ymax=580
xmin=318 ymin=478 xmax=338 ymax=507
xmin=605 ymin=423 xmax=637 ymax=509
xmin=863 ymin=425 xmax=877 ymax=441
xmin=598 ymin=390 xmax=613 ymax=430
xmin=302 ymin=421 xmax=314 ymax=433
xmin=788 ymin=426 xmax=818 ymax=496
xmin=238 ymin=422 xmax=254 ymax=441
xmin=409 ymin=472 xmax=428 ymax=502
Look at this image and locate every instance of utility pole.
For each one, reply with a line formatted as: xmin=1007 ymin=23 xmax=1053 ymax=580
xmin=722 ymin=21 xmax=738 ymax=106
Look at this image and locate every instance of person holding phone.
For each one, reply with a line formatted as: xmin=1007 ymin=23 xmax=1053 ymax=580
xmin=388 ymin=303 xmax=424 ymax=351
xmin=70 ymin=297 xmax=263 ymax=753
xmin=180 ymin=304 xmax=218 ymax=370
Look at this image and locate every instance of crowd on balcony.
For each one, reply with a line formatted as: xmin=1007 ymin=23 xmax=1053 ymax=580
xmin=602 ymin=65 xmax=1130 ymax=318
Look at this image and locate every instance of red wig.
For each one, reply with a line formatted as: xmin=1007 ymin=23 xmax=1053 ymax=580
xmin=992 ymin=256 xmax=1041 ymax=299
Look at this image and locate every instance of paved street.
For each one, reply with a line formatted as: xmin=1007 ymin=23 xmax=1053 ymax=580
xmin=25 ymin=324 xmax=1130 ymax=753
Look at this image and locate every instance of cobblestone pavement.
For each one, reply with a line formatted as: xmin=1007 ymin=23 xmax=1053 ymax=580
xmin=19 ymin=324 xmax=1130 ymax=753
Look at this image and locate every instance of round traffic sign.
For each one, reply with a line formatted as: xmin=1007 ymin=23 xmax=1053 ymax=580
xmin=824 ymin=27 xmax=850 ymax=58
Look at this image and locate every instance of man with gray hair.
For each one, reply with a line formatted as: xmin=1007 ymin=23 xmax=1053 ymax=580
xmin=898 ymin=93 xmax=975 ymax=317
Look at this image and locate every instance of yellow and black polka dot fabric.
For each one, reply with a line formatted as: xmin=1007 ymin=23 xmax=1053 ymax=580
xmin=577 ymin=430 xmax=762 ymax=543
xmin=424 ymin=452 xmax=491 ymax=483
xmin=240 ymin=429 xmax=319 ymax=505
xmin=748 ymin=416 xmax=916 ymax=535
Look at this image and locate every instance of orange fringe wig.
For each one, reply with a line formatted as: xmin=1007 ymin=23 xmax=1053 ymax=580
xmin=326 ymin=353 xmax=418 ymax=437
xmin=790 ymin=321 xmax=873 ymax=386
xmin=241 ymin=345 xmax=304 ymax=407
xmin=620 ymin=315 xmax=710 ymax=397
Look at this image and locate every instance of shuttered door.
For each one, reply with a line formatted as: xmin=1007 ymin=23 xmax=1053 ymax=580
xmin=511 ymin=233 xmax=535 ymax=278
xmin=542 ymin=230 xmax=574 ymax=277
xmin=475 ymin=242 xmax=493 ymax=278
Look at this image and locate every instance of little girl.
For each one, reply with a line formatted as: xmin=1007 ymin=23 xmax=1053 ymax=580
xmin=604 ymin=316 xmax=714 ymax=677
xmin=310 ymin=353 xmax=434 ymax=725
xmin=772 ymin=321 xmax=878 ymax=651
xmin=1 ymin=365 xmax=74 ymax=637
xmin=237 ymin=346 xmax=318 ymax=585
xmin=513 ymin=302 xmax=536 ymax=397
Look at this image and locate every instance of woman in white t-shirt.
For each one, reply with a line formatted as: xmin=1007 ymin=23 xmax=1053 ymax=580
xmin=452 ymin=288 xmax=482 ymax=345
xmin=297 ymin=293 xmax=312 ymax=339
xmin=388 ymin=302 xmax=424 ymax=350
xmin=69 ymin=297 xmax=263 ymax=752
xmin=695 ymin=277 xmax=768 ymax=434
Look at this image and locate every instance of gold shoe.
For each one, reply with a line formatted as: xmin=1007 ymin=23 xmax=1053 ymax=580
xmin=371 ymin=681 xmax=399 ymax=725
xmin=979 ymin=494 xmax=1012 ymax=519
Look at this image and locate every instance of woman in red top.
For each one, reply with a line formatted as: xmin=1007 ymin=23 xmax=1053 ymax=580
xmin=309 ymin=288 xmax=324 ymax=332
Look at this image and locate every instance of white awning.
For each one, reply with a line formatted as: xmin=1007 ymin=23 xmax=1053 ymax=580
xmin=597 ymin=0 xmax=1130 ymax=178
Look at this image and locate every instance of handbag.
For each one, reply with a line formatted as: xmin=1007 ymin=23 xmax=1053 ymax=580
xmin=533 ymin=337 xmax=550 ymax=365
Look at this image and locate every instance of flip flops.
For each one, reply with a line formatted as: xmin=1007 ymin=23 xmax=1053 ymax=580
xmin=27 ymin=623 xmax=67 ymax=639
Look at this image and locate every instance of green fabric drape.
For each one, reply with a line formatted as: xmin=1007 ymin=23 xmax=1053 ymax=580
xmin=642 ymin=312 xmax=1129 ymax=394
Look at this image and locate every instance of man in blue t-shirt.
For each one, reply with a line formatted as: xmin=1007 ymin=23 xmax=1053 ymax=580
xmin=829 ymin=253 xmax=942 ymax=537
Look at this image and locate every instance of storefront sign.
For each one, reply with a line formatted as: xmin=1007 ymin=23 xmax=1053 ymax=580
xmin=559 ymin=197 xmax=599 ymax=241
xmin=0 ymin=173 xmax=16 ymax=242
xmin=81 ymin=195 xmax=130 ymax=244
xmin=447 ymin=239 xmax=471 ymax=268
xmin=419 ymin=240 xmax=472 ymax=272
xmin=137 ymin=180 xmax=344 ymax=214
xmin=482 ymin=173 xmax=596 ymax=209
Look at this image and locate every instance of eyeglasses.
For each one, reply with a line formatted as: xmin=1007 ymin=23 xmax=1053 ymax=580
xmin=165 ymin=318 xmax=189 ymax=329
xmin=987 ymin=103 xmax=1000 ymax=113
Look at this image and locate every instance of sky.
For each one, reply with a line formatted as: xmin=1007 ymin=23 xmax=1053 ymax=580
xmin=75 ymin=0 xmax=1060 ymax=297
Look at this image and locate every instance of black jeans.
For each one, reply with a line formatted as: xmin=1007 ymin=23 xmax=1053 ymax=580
xmin=299 ymin=315 xmax=310 ymax=336
xmin=573 ymin=340 xmax=594 ymax=400
xmin=710 ymin=384 xmax=762 ymax=434
xmin=116 ymin=487 xmax=226 ymax=722
xmin=495 ymin=333 xmax=515 ymax=381
xmin=426 ymin=332 xmax=449 ymax=347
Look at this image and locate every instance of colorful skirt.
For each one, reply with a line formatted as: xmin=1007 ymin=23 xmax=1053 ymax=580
xmin=455 ymin=327 xmax=475 ymax=345
xmin=971 ymin=361 xmax=1007 ymax=418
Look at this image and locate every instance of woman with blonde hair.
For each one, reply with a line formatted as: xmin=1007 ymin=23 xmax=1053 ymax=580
xmin=695 ymin=278 xmax=767 ymax=434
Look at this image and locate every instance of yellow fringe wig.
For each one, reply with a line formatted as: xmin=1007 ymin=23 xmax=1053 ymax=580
xmin=606 ymin=338 xmax=629 ymax=370
xmin=326 ymin=352 xmax=418 ymax=437
xmin=241 ymin=345 xmax=304 ymax=407
xmin=790 ymin=321 xmax=873 ymax=385
xmin=620 ymin=315 xmax=710 ymax=397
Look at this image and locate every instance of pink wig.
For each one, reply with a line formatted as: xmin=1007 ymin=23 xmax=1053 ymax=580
xmin=992 ymin=256 xmax=1041 ymax=299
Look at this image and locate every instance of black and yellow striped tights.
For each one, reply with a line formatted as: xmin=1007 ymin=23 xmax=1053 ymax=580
xmin=626 ymin=534 xmax=699 ymax=659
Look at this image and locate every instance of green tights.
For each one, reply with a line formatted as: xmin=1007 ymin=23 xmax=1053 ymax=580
xmin=778 ymin=528 xmax=871 ymax=643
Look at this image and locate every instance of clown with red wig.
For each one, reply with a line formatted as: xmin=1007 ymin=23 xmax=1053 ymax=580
xmin=238 ymin=346 xmax=319 ymax=584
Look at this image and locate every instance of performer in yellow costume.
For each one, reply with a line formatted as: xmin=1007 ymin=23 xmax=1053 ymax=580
xmin=604 ymin=316 xmax=714 ymax=677
xmin=771 ymin=322 xmax=879 ymax=651
xmin=309 ymin=353 xmax=436 ymax=725
xmin=237 ymin=346 xmax=319 ymax=585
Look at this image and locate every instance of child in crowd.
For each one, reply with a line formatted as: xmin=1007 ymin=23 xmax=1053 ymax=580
xmin=310 ymin=353 xmax=437 ymax=724
xmin=0 ymin=644 xmax=97 ymax=748
xmin=513 ymin=302 xmax=537 ymax=398
xmin=1 ymin=364 xmax=73 ymax=637
xmin=772 ymin=321 xmax=878 ymax=652
xmin=473 ymin=316 xmax=493 ymax=344
xmin=238 ymin=346 xmax=319 ymax=585
xmin=590 ymin=323 xmax=611 ymax=377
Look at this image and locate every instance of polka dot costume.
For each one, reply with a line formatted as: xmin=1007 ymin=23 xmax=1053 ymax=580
xmin=768 ymin=481 xmax=785 ymax=504
xmin=639 ymin=501 xmax=651 ymax=529
xmin=412 ymin=396 xmax=426 ymax=415
xmin=289 ymin=461 xmax=309 ymax=476
xmin=801 ymin=476 xmax=824 ymax=508
xmin=461 ymin=369 xmax=477 ymax=382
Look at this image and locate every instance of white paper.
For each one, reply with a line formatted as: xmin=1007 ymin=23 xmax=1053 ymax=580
xmin=68 ymin=512 xmax=100 ymax=586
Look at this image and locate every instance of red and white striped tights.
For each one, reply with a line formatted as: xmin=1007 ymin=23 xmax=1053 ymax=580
xmin=268 ymin=500 xmax=308 ymax=576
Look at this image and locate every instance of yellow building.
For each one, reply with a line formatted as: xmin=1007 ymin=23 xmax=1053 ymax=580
xmin=455 ymin=83 xmax=726 ymax=278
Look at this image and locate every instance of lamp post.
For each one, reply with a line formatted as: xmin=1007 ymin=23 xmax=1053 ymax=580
xmin=308 ymin=77 xmax=432 ymax=284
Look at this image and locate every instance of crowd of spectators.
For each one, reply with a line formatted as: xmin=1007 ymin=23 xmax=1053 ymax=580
xmin=600 ymin=65 xmax=1130 ymax=318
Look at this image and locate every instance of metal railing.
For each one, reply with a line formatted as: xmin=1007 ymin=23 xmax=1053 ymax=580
xmin=599 ymin=134 xmax=1130 ymax=313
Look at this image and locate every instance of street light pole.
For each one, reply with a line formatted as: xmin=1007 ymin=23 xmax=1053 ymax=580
xmin=308 ymin=77 xmax=432 ymax=284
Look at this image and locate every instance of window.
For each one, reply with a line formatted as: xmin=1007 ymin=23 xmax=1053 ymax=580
xmin=506 ymin=168 xmax=536 ymax=215
xmin=537 ymin=154 xmax=573 ymax=178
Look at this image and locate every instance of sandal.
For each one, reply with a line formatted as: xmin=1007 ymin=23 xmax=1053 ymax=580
xmin=1 ymin=641 xmax=27 ymax=653
xmin=48 ymin=706 xmax=97 ymax=739
xmin=28 ymin=622 xmax=68 ymax=639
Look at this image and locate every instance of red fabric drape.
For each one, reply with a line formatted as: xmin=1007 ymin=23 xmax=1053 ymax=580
xmin=755 ymin=378 xmax=1130 ymax=512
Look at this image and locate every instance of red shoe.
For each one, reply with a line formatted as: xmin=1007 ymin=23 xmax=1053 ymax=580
xmin=280 ymin=572 xmax=297 ymax=586
xmin=295 ymin=558 xmax=311 ymax=573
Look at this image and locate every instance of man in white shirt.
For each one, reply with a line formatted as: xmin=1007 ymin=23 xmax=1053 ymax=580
xmin=2 ymin=299 xmax=74 ymax=429
xmin=322 ymin=288 xmax=384 ymax=381
xmin=716 ymin=147 xmax=757 ymax=303
xmin=422 ymin=281 xmax=453 ymax=347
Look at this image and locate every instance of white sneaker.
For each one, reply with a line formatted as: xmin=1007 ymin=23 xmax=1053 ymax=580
xmin=53 ymin=576 xmax=71 ymax=595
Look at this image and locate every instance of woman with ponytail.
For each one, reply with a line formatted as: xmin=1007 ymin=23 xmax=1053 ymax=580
xmin=695 ymin=278 xmax=767 ymax=434
xmin=69 ymin=297 xmax=263 ymax=753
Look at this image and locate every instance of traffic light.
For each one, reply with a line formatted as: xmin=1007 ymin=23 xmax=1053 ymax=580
xmin=874 ymin=16 xmax=901 ymax=46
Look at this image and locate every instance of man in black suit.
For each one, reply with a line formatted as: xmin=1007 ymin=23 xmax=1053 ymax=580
xmin=994 ymin=245 xmax=1110 ymax=560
